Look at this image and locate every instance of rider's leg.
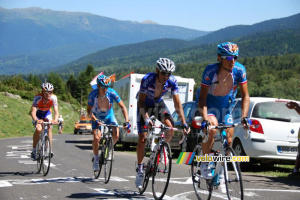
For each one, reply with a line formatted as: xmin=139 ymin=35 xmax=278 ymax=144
xmin=226 ymin=127 xmax=234 ymax=147
xmin=92 ymin=129 xmax=101 ymax=155
xmin=137 ymin=132 xmax=147 ymax=166
xmin=33 ymin=124 xmax=43 ymax=148
xmin=201 ymin=115 xmax=218 ymax=155
xmin=112 ymin=127 xmax=119 ymax=146
xmin=162 ymin=117 xmax=174 ymax=143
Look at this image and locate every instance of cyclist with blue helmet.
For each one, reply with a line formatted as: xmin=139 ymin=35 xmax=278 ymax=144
xmin=87 ymin=74 xmax=130 ymax=171
xmin=198 ymin=42 xmax=250 ymax=192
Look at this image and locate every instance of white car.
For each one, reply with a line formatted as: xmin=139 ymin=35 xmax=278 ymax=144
xmin=229 ymin=97 xmax=300 ymax=167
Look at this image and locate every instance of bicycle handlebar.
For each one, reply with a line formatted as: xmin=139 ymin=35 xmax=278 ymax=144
xmin=37 ymin=121 xmax=58 ymax=125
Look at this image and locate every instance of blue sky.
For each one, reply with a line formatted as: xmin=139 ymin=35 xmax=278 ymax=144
xmin=1 ymin=0 xmax=299 ymax=31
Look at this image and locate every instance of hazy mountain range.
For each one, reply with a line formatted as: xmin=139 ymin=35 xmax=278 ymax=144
xmin=0 ymin=7 xmax=299 ymax=75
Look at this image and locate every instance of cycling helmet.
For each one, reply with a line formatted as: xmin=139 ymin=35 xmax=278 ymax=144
xmin=97 ymin=74 xmax=111 ymax=87
xmin=156 ymin=58 xmax=175 ymax=73
xmin=217 ymin=42 xmax=239 ymax=57
xmin=41 ymin=82 xmax=54 ymax=91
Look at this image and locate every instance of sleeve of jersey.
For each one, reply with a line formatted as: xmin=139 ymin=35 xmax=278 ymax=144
xmin=87 ymin=90 xmax=96 ymax=106
xmin=201 ymin=66 xmax=212 ymax=88
xmin=237 ymin=63 xmax=247 ymax=85
xmin=51 ymin=95 xmax=58 ymax=106
xmin=170 ymin=77 xmax=179 ymax=95
xmin=112 ymin=89 xmax=122 ymax=103
xmin=139 ymin=75 xmax=148 ymax=94
xmin=32 ymin=96 xmax=38 ymax=107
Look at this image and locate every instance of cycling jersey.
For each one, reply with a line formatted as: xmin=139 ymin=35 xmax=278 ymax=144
xmin=201 ymin=62 xmax=247 ymax=124
xmin=139 ymin=73 xmax=179 ymax=106
xmin=32 ymin=93 xmax=58 ymax=120
xmin=88 ymin=88 xmax=121 ymax=129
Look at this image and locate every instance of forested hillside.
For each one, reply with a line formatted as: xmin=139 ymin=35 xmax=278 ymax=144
xmin=55 ymin=28 xmax=300 ymax=76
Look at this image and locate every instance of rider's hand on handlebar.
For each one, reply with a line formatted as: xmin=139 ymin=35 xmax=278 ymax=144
xmin=51 ymin=120 xmax=59 ymax=125
xmin=241 ymin=117 xmax=251 ymax=129
xmin=182 ymin=123 xmax=190 ymax=135
xmin=145 ymin=118 xmax=153 ymax=129
xmin=201 ymin=120 xmax=211 ymax=133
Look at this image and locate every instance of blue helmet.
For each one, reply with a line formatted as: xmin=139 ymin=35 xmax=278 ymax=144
xmin=217 ymin=42 xmax=239 ymax=57
xmin=97 ymin=74 xmax=111 ymax=87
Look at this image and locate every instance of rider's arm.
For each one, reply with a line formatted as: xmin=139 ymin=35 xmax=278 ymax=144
xmin=173 ymin=94 xmax=186 ymax=125
xmin=31 ymin=106 xmax=38 ymax=122
xmin=87 ymin=104 xmax=98 ymax=122
xmin=198 ymin=86 xmax=209 ymax=121
xmin=138 ymin=93 xmax=150 ymax=121
xmin=117 ymin=100 xmax=129 ymax=123
xmin=239 ymin=82 xmax=250 ymax=118
xmin=53 ymin=105 xmax=59 ymax=122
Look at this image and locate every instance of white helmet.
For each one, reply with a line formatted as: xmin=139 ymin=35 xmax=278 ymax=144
xmin=41 ymin=82 xmax=54 ymax=92
xmin=156 ymin=58 xmax=175 ymax=73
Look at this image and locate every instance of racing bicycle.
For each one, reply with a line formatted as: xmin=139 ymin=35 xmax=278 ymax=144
xmin=93 ymin=123 xmax=118 ymax=184
xmin=36 ymin=121 xmax=57 ymax=176
xmin=138 ymin=116 xmax=178 ymax=200
xmin=191 ymin=117 xmax=250 ymax=200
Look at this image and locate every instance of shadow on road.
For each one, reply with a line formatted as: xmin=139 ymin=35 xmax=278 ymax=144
xmin=67 ymin=189 xmax=146 ymax=199
xmin=0 ymin=171 xmax=37 ymax=177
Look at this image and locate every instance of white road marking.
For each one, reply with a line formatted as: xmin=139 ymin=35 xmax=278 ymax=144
xmin=0 ymin=181 xmax=13 ymax=187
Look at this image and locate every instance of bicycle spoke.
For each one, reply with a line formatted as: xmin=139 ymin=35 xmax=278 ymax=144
xmin=224 ymin=146 xmax=243 ymax=199
xmin=191 ymin=144 xmax=212 ymax=200
xmin=152 ymin=141 xmax=171 ymax=200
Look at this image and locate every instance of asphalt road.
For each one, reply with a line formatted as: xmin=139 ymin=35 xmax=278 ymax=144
xmin=0 ymin=133 xmax=299 ymax=200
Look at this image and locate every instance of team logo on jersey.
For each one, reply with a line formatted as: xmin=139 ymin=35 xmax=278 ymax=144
xmin=205 ymin=76 xmax=210 ymax=81
xmin=242 ymin=73 xmax=246 ymax=78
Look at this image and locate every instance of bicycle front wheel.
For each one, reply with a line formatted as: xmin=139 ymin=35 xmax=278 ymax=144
xmin=138 ymin=141 xmax=152 ymax=194
xmin=152 ymin=141 xmax=172 ymax=200
xmin=36 ymin=140 xmax=42 ymax=173
xmin=191 ymin=144 xmax=212 ymax=200
xmin=42 ymin=136 xmax=51 ymax=176
xmin=104 ymin=138 xmax=113 ymax=184
xmin=224 ymin=146 xmax=243 ymax=199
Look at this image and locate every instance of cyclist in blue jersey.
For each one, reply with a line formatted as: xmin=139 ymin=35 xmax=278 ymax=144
xmin=87 ymin=74 xmax=130 ymax=171
xmin=135 ymin=58 xmax=190 ymax=188
xmin=198 ymin=42 xmax=250 ymax=192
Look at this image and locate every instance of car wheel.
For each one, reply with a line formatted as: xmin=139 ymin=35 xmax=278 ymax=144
xmin=233 ymin=140 xmax=246 ymax=157
xmin=74 ymin=130 xmax=77 ymax=134
xmin=233 ymin=140 xmax=250 ymax=171
xmin=79 ymin=132 xmax=82 ymax=134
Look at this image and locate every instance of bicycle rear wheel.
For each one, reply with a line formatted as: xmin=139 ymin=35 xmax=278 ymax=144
xmin=138 ymin=141 xmax=152 ymax=194
xmin=152 ymin=141 xmax=172 ymax=200
xmin=104 ymin=138 xmax=113 ymax=184
xmin=191 ymin=144 xmax=212 ymax=200
xmin=224 ymin=146 xmax=243 ymax=199
xmin=36 ymin=140 xmax=42 ymax=173
xmin=42 ymin=136 xmax=51 ymax=176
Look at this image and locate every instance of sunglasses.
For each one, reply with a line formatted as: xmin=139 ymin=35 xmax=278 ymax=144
xmin=100 ymin=86 xmax=109 ymax=89
xmin=222 ymin=56 xmax=237 ymax=61
xmin=160 ymin=70 xmax=171 ymax=77
xmin=44 ymin=91 xmax=53 ymax=94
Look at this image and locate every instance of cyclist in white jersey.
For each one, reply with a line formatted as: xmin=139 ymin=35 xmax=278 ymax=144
xmin=135 ymin=58 xmax=190 ymax=188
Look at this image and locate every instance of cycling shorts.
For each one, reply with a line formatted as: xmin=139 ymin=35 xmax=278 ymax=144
xmin=91 ymin=112 xmax=118 ymax=130
xmin=137 ymin=100 xmax=173 ymax=133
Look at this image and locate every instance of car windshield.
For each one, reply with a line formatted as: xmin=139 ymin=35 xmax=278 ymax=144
xmin=252 ymin=102 xmax=300 ymax=122
xmin=79 ymin=120 xmax=91 ymax=123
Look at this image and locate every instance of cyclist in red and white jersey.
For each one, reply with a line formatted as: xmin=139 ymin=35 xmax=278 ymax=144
xmin=30 ymin=82 xmax=59 ymax=160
